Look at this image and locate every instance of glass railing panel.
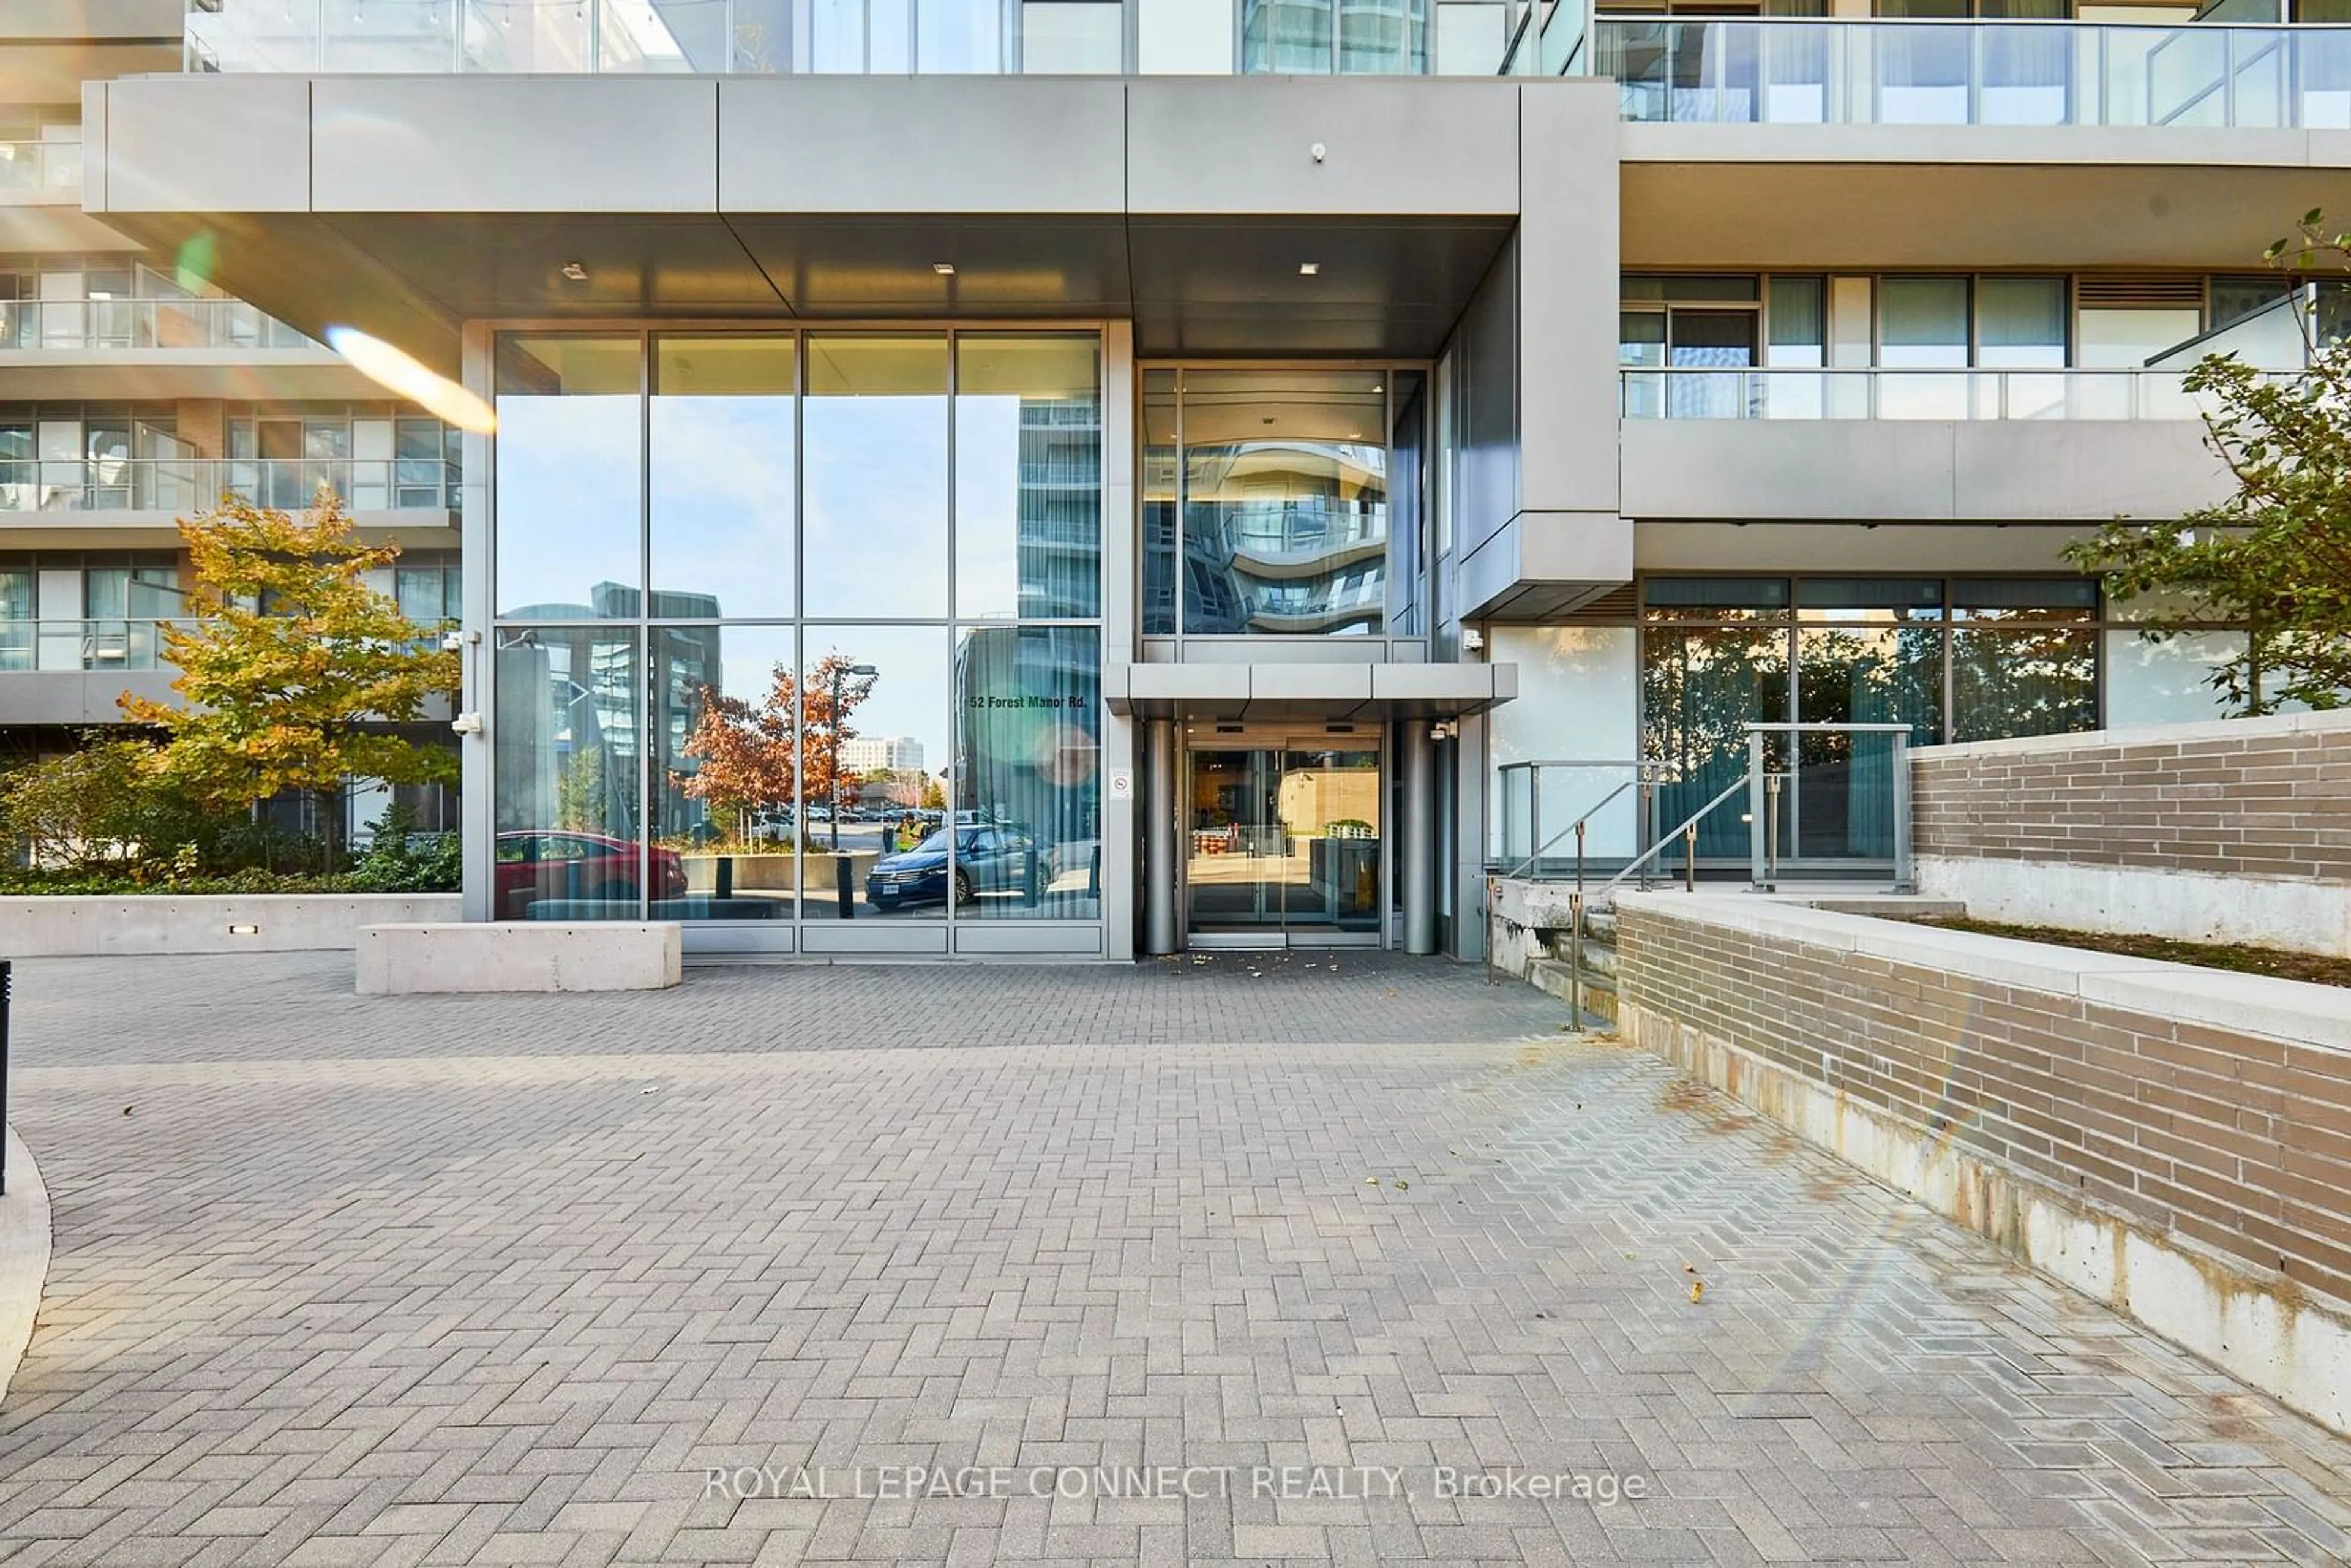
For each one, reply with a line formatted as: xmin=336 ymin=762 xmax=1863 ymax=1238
xmin=1618 ymin=368 xmax=2233 ymax=419
xmin=0 ymin=140 xmax=82 ymax=192
xmin=1602 ymin=20 xmax=2351 ymax=129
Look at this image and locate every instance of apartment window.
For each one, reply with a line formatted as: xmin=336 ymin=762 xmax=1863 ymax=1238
xmin=1976 ymin=276 xmax=2068 ymax=366
xmin=1639 ymin=576 xmax=2106 ymax=852
xmin=1242 ymin=0 xmax=1430 ymax=73
xmin=1621 ymin=275 xmax=1761 ymax=416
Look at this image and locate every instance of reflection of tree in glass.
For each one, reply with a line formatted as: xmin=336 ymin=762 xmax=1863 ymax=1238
xmin=1643 ymin=625 xmax=1788 ymax=855
xmin=1952 ymin=626 xmax=2096 ymax=743
xmin=672 ymin=651 xmax=877 ymax=843
xmin=556 ymin=745 xmax=606 ymax=835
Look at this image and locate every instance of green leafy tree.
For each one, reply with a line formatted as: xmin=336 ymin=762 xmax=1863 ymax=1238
xmin=2067 ymin=209 xmax=2351 ymax=714
xmin=118 ymin=493 xmax=460 ymax=857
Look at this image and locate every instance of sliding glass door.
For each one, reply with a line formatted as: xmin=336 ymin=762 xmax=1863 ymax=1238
xmin=1185 ymin=742 xmax=1382 ymax=944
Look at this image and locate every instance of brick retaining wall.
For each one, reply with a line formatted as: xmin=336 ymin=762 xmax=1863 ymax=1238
xmin=1613 ymin=893 xmax=2351 ymax=1435
xmin=1908 ymin=709 xmax=2351 ymax=954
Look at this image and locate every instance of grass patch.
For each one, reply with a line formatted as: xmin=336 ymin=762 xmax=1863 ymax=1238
xmin=1913 ymin=916 xmax=2351 ymax=991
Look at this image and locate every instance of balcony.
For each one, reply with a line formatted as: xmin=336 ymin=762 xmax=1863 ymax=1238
xmin=1 ymin=298 xmax=315 ymax=353
xmin=1618 ymin=366 xmax=2227 ymax=421
xmin=0 ymin=617 xmax=190 ymax=673
xmin=1596 ymin=18 xmax=2351 ymax=129
xmin=0 ymin=137 xmax=81 ymax=198
xmin=0 ymin=458 xmax=460 ymax=521
xmin=1617 ymin=367 xmax=2234 ymax=522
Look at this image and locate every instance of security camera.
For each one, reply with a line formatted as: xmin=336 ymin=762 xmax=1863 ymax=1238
xmin=451 ymin=711 xmax=484 ymax=735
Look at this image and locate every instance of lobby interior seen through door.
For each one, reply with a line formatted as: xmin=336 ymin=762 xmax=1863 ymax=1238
xmin=1185 ymin=739 xmax=1383 ymax=945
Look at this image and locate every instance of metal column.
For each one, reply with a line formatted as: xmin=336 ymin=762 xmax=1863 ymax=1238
xmin=1401 ymin=722 xmax=1437 ymax=955
xmin=1144 ymin=716 xmax=1179 ymax=956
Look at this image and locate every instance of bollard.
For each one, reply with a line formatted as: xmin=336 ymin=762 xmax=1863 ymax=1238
xmin=1024 ymin=846 xmax=1040 ymax=909
xmin=1088 ymin=845 xmax=1100 ymax=901
xmin=715 ymin=856 xmax=734 ymax=902
xmin=836 ymin=853 xmax=855 ymax=918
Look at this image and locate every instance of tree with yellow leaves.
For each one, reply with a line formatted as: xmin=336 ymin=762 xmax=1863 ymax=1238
xmin=119 ymin=493 xmax=460 ymax=860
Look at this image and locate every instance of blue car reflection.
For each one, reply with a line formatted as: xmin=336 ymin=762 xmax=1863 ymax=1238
xmin=866 ymin=825 xmax=1040 ymax=909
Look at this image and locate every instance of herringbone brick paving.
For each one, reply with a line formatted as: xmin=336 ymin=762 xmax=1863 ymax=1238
xmin=0 ymin=950 xmax=2345 ymax=1565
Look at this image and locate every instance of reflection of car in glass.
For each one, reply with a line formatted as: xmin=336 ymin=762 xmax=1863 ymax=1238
xmin=865 ymin=826 xmax=1038 ymax=909
xmin=494 ymin=831 xmax=686 ymax=917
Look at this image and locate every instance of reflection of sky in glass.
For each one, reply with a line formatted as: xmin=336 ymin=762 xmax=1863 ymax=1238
xmin=495 ymin=395 xmax=639 ymax=617
xmin=651 ymin=399 xmax=793 ymax=620
xmin=954 ymin=395 xmax=1021 ymax=618
xmin=804 ymin=399 xmax=947 ymax=616
xmin=805 ymin=626 xmax=947 ymax=773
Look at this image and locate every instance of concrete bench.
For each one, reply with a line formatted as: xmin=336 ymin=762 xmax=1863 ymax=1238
xmin=356 ymin=922 xmax=681 ymax=994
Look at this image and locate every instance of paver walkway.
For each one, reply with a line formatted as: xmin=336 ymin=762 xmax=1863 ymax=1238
xmin=0 ymin=950 xmax=2347 ymax=1566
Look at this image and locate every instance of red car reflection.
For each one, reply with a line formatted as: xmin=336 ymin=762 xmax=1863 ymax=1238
xmin=495 ymin=830 xmax=686 ymax=918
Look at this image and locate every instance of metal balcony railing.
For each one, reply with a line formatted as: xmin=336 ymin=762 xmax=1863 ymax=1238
xmin=1595 ymin=18 xmax=2351 ymax=129
xmin=0 ymin=458 xmax=460 ymax=515
xmin=0 ymin=618 xmax=195 ymax=673
xmin=0 ymin=138 xmax=81 ymax=193
xmin=0 ymin=299 xmax=318 ymax=353
xmin=1617 ymin=366 xmax=2240 ymax=421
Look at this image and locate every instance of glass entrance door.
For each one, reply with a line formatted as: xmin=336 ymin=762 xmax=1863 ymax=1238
xmin=1185 ymin=743 xmax=1382 ymax=945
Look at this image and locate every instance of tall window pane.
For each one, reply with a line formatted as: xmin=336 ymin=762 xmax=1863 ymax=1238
xmin=495 ymin=336 xmax=641 ymax=619
xmin=1642 ymin=622 xmax=1790 ymax=858
xmin=1339 ymin=0 xmax=1427 ymax=73
xmin=1243 ymin=0 xmax=1333 ymax=71
xmin=955 ymin=626 xmax=1101 ymax=920
xmin=800 ymin=627 xmax=949 ymax=920
xmin=957 ymin=335 xmax=1101 ymax=620
xmin=492 ymin=628 xmax=651 ymax=920
xmin=1878 ymin=276 xmax=1970 ymax=366
xmin=651 ymin=336 xmax=795 ymax=621
xmin=1952 ymin=626 xmax=2097 ymax=741
xmin=654 ymin=624 xmax=799 ymax=922
xmin=1142 ymin=370 xmax=1178 ymax=636
xmin=1181 ymin=369 xmax=1387 ymax=636
xmin=804 ymin=336 xmax=948 ymax=617
xmin=1977 ymin=276 xmax=2067 ymax=367
xmin=919 ymin=0 xmax=1001 ymax=69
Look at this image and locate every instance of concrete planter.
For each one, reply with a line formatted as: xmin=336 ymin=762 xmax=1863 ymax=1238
xmin=681 ymin=852 xmax=797 ymax=893
xmin=0 ymin=893 xmax=463 ymax=956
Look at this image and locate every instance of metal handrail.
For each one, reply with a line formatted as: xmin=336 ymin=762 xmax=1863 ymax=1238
xmin=1496 ymin=758 xmax=1668 ymax=883
xmin=1597 ymin=771 xmax=1757 ymax=895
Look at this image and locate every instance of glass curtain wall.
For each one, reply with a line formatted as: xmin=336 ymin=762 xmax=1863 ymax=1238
xmin=1141 ymin=368 xmax=1397 ymax=639
xmin=1242 ymin=0 xmax=1430 ymax=72
xmin=1640 ymin=576 xmax=2107 ymax=861
xmin=490 ymin=329 xmax=1104 ymax=938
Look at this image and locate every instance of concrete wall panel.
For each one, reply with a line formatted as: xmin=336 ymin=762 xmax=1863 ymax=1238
xmin=315 ymin=78 xmax=717 ymax=212
xmin=1517 ymin=84 xmax=1621 ymax=517
xmin=1126 ymin=77 xmax=1519 ymax=216
xmin=101 ymin=74 xmax=310 ymax=212
xmin=719 ymin=78 xmax=1124 ymax=214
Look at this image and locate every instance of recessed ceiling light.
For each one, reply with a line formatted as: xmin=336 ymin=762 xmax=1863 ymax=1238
xmin=1299 ymin=262 xmax=1320 ymax=276
xmin=559 ymin=261 xmax=588 ymax=282
xmin=932 ymin=261 xmax=956 ymax=276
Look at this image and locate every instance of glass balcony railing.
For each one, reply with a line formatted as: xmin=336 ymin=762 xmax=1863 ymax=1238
xmin=0 ymin=138 xmax=83 ymax=193
xmin=0 ymin=458 xmax=460 ymax=514
xmin=189 ymin=0 xmax=1129 ymax=74
xmin=1595 ymin=19 xmax=2351 ymax=128
xmin=0 ymin=618 xmax=195 ymax=674
xmin=1618 ymin=367 xmax=2234 ymax=420
xmin=0 ymin=299 xmax=318 ymax=353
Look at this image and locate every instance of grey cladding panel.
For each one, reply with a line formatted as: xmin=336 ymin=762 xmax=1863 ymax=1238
xmin=313 ymin=78 xmax=718 ymax=214
xmin=1127 ymin=78 xmax=1520 ymax=216
xmin=720 ymin=78 xmax=1125 ymax=214
xmin=102 ymin=75 xmax=310 ymax=213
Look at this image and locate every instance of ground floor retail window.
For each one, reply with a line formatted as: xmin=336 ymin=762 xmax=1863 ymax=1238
xmin=484 ymin=327 xmax=1106 ymax=941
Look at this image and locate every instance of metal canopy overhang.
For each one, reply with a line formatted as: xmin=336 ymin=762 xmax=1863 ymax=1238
xmin=78 ymin=209 xmax=1515 ymax=371
xmin=80 ymin=73 xmax=1548 ymax=373
xmin=1106 ymin=661 xmax=1515 ymax=722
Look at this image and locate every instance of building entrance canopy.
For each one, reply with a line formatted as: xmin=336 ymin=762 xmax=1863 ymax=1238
xmin=75 ymin=74 xmax=1564 ymax=369
xmin=1108 ymin=659 xmax=1514 ymax=723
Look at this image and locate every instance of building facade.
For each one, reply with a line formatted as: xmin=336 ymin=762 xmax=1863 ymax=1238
xmin=0 ymin=0 xmax=470 ymax=839
xmin=48 ymin=0 xmax=2337 ymax=957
